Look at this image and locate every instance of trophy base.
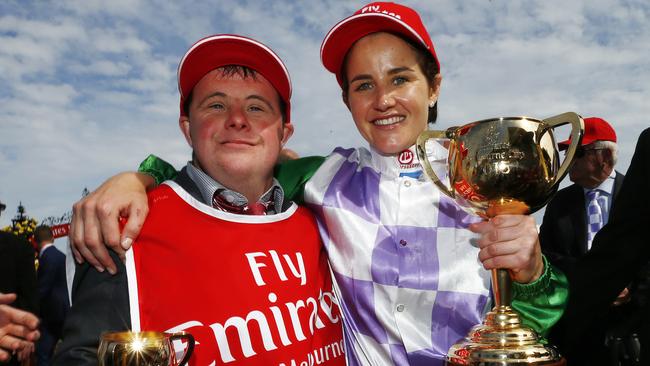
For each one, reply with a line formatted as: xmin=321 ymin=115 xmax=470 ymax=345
xmin=447 ymin=306 xmax=564 ymax=365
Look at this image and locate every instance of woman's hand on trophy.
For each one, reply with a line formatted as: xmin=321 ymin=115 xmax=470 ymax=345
xmin=471 ymin=214 xmax=545 ymax=284
xmin=70 ymin=171 xmax=154 ymax=275
xmin=0 ymin=293 xmax=39 ymax=362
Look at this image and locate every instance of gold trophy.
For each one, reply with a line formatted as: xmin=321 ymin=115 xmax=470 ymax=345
xmin=416 ymin=112 xmax=583 ymax=365
xmin=98 ymin=331 xmax=195 ymax=366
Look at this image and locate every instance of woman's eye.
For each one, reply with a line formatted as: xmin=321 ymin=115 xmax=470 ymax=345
xmin=393 ymin=76 xmax=408 ymax=85
xmin=354 ymin=82 xmax=372 ymax=92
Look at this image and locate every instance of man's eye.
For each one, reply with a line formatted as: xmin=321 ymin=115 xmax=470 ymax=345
xmin=248 ymin=105 xmax=264 ymax=112
xmin=210 ymin=103 xmax=225 ymax=110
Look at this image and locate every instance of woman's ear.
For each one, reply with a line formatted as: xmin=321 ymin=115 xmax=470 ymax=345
xmin=341 ymin=90 xmax=351 ymax=111
xmin=429 ymin=74 xmax=442 ymax=105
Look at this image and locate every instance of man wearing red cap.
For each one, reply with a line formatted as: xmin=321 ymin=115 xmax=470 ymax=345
xmin=540 ymin=117 xmax=623 ymax=271
xmin=53 ymin=35 xmax=344 ymax=365
xmin=540 ymin=116 xmax=626 ymax=363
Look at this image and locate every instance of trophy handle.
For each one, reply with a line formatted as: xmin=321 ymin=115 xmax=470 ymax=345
xmin=416 ymin=130 xmax=456 ymax=199
xmin=541 ymin=112 xmax=584 ymax=188
xmin=169 ymin=332 xmax=195 ymax=366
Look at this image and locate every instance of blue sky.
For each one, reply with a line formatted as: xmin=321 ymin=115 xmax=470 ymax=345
xmin=1 ymin=0 xmax=649 ymax=227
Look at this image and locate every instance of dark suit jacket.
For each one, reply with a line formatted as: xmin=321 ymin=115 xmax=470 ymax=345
xmin=38 ymin=245 xmax=71 ymax=339
xmin=553 ymin=128 xmax=650 ymax=364
xmin=539 ymin=171 xmax=625 ymax=274
xmin=0 ymin=231 xmax=38 ymax=366
xmin=0 ymin=231 xmax=38 ymax=312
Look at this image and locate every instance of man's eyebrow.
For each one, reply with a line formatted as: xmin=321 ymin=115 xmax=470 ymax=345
xmin=197 ymin=91 xmax=227 ymax=106
xmin=246 ymin=95 xmax=275 ymax=111
xmin=197 ymin=92 xmax=275 ymax=111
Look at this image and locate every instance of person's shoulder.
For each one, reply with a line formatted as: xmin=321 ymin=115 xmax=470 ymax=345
xmin=147 ymin=179 xmax=187 ymax=201
xmin=637 ymin=128 xmax=650 ymax=155
xmin=43 ymin=245 xmax=66 ymax=259
xmin=0 ymin=230 xmax=12 ymax=242
xmin=0 ymin=231 xmax=32 ymax=250
xmin=546 ymin=183 xmax=581 ymax=209
xmin=615 ymin=170 xmax=625 ymax=180
xmin=331 ymin=146 xmax=361 ymax=156
xmin=555 ymin=183 xmax=581 ymax=195
xmin=640 ymin=127 xmax=650 ymax=140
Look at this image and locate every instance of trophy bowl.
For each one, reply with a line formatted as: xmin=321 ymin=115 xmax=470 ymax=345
xmin=416 ymin=112 xmax=584 ymax=219
xmin=98 ymin=331 xmax=194 ymax=366
xmin=416 ymin=112 xmax=583 ymax=365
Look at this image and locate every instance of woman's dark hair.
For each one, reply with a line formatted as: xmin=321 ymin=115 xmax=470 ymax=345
xmin=340 ymin=32 xmax=440 ymax=124
xmin=183 ymin=65 xmax=287 ymax=122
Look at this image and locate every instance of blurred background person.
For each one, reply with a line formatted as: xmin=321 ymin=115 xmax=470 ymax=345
xmin=34 ymin=226 xmax=69 ymax=366
xmin=540 ymin=117 xmax=623 ymax=273
xmin=0 ymin=200 xmax=38 ymax=365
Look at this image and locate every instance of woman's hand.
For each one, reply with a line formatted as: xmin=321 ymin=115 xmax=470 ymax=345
xmin=470 ymin=214 xmax=545 ymax=284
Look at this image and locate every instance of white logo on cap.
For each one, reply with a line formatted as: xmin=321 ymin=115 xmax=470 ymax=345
xmin=361 ymin=5 xmax=402 ymax=20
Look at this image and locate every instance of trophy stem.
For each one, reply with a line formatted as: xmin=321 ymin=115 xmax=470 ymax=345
xmin=492 ymin=268 xmax=512 ymax=308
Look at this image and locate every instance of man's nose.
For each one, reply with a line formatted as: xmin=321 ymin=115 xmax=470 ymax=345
xmin=227 ymin=109 xmax=250 ymax=129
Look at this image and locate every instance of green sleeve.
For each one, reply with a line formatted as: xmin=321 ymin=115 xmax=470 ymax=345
xmin=138 ymin=154 xmax=178 ymax=184
xmin=137 ymin=154 xmax=325 ymax=204
xmin=511 ymin=255 xmax=569 ymax=339
xmin=273 ymin=156 xmax=326 ymax=204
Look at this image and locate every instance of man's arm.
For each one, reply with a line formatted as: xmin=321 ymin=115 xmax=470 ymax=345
xmin=71 ymin=154 xmax=327 ymax=274
xmin=52 ymin=250 xmax=130 ymax=366
xmin=70 ymin=172 xmax=155 ymax=274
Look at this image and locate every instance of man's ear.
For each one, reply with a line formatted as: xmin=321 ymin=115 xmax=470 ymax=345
xmin=179 ymin=116 xmax=193 ymax=148
xmin=281 ymin=122 xmax=294 ymax=146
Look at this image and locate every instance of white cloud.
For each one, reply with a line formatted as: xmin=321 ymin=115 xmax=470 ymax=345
xmin=1 ymin=0 xmax=649 ymax=228
xmin=69 ymin=60 xmax=132 ymax=76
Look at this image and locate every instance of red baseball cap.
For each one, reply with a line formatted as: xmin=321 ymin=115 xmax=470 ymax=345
xmin=177 ymin=34 xmax=291 ymax=121
xmin=559 ymin=117 xmax=616 ymax=150
xmin=321 ymin=2 xmax=440 ymax=87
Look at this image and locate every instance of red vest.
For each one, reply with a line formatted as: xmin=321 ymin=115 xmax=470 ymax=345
xmin=126 ymin=182 xmax=345 ymax=366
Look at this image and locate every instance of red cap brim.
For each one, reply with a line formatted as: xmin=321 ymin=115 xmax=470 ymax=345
xmin=321 ymin=11 xmax=439 ymax=87
xmin=178 ymin=35 xmax=291 ymax=121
